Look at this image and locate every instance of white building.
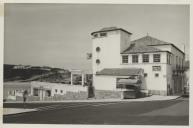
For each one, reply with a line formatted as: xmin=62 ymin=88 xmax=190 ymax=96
xmin=91 ymin=27 xmax=185 ymax=96
xmin=4 ymin=81 xmax=87 ymax=101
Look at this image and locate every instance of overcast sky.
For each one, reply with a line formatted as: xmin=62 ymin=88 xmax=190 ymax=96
xmin=4 ymin=4 xmax=189 ymax=71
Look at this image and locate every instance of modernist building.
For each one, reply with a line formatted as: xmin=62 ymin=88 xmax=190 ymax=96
xmin=91 ymin=27 xmax=185 ymax=96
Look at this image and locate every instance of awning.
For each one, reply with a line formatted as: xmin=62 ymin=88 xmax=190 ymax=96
xmin=96 ymin=68 xmax=143 ymax=76
xmin=117 ymin=78 xmax=139 ymax=84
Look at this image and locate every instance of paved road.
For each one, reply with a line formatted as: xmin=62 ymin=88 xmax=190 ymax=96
xmin=3 ymin=98 xmax=189 ymax=125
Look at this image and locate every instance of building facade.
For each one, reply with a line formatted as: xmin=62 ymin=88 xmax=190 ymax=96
xmin=91 ymin=27 xmax=185 ymax=96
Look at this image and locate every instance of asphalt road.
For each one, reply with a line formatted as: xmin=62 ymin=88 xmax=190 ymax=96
xmin=3 ymin=98 xmax=189 ymax=125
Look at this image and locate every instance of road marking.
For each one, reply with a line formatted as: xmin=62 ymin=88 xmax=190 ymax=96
xmin=91 ymin=102 xmax=120 ymax=107
xmin=36 ymin=103 xmax=95 ymax=111
xmin=36 ymin=102 xmax=87 ymax=110
xmin=36 ymin=102 xmax=119 ymax=111
xmin=37 ymin=104 xmax=62 ymax=110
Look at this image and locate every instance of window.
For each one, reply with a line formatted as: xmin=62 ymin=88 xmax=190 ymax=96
xmin=60 ymin=90 xmax=63 ymax=93
xmin=144 ymin=73 xmax=148 ymax=77
xmin=155 ymin=73 xmax=159 ymax=77
xmin=122 ymin=55 xmax=128 ymax=64
xmin=45 ymin=90 xmax=51 ymax=97
xmin=153 ymin=54 xmax=160 ymax=62
xmin=96 ymin=47 xmax=101 ymax=52
xmin=93 ymin=33 xmax=98 ymax=38
xmin=8 ymin=90 xmax=15 ymax=96
xmin=143 ymin=54 xmax=149 ymax=63
xmin=132 ymin=55 xmax=138 ymax=63
xmin=55 ymin=89 xmax=58 ymax=93
xmin=33 ymin=88 xmax=39 ymax=96
xmin=96 ymin=59 xmax=100 ymax=64
xmin=100 ymin=32 xmax=107 ymax=37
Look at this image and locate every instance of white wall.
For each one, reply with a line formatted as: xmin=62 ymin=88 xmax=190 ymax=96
xmin=120 ymin=52 xmax=168 ymax=91
xmin=31 ymin=82 xmax=87 ymax=96
xmin=120 ymin=63 xmax=167 ymax=91
xmin=92 ymin=30 xmax=131 ymax=74
xmin=93 ymin=75 xmax=117 ymax=90
xmin=120 ymin=31 xmax=131 ymax=52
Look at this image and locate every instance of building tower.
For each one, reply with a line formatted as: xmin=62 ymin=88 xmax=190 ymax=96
xmin=91 ymin=27 xmax=132 ymax=74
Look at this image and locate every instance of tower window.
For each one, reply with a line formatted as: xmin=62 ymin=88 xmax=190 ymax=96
xmin=96 ymin=59 xmax=100 ymax=64
xmin=132 ymin=55 xmax=138 ymax=63
xmin=122 ymin=55 xmax=128 ymax=64
xmin=153 ymin=54 xmax=161 ymax=62
xmin=96 ymin=47 xmax=101 ymax=52
xmin=93 ymin=33 xmax=98 ymax=38
xmin=143 ymin=54 xmax=149 ymax=63
xmin=100 ymin=32 xmax=107 ymax=37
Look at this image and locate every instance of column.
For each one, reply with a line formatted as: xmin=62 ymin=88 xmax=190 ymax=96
xmin=71 ymin=73 xmax=73 ymax=85
xmin=31 ymin=86 xmax=33 ymax=96
xmin=81 ymin=73 xmax=84 ymax=86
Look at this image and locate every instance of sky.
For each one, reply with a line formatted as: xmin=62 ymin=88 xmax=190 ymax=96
xmin=4 ymin=4 xmax=189 ymax=71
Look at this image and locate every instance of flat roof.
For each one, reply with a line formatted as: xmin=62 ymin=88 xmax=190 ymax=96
xmin=91 ymin=27 xmax=132 ymax=35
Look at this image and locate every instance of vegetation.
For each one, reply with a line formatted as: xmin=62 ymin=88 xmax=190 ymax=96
xmin=4 ymin=64 xmax=71 ymax=83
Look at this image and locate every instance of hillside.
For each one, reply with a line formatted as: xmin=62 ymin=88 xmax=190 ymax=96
xmin=4 ymin=64 xmax=71 ymax=83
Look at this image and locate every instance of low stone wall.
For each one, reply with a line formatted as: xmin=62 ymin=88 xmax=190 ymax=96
xmin=5 ymin=91 xmax=88 ymax=101
xmin=94 ymin=90 xmax=122 ymax=99
xmin=47 ymin=91 xmax=88 ymax=101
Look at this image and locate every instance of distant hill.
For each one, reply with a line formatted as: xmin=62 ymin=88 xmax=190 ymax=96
xmin=4 ymin=64 xmax=71 ymax=83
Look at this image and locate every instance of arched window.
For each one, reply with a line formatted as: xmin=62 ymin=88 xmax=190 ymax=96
xmin=96 ymin=59 xmax=100 ymax=64
xmin=96 ymin=47 xmax=101 ymax=52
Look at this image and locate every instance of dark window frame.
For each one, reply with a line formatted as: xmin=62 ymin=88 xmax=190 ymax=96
xmin=153 ymin=54 xmax=161 ymax=62
xmin=100 ymin=32 xmax=107 ymax=37
xmin=132 ymin=55 xmax=138 ymax=63
xmin=93 ymin=33 xmax=98 ymax=38
xmin=143 ymin=54 xmax=149 ymax=63
xmin=122 ymin=55 xmax=128 ymax=64
xmin=33 ymin=88 xmax=39 ymax=96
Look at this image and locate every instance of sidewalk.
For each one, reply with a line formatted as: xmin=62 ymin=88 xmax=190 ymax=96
xmin=3 ymin=108 xmax=36 ymax=115
xmin=4 ymin=95 xmax=180 ymax=103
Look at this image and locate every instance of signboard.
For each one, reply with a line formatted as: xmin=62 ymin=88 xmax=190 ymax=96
xmin=152 ymin=66 xmax=161 ymax=71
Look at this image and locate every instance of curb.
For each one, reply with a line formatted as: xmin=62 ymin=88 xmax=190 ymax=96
xmin=3 ymin=95 xmax=181 ymax=104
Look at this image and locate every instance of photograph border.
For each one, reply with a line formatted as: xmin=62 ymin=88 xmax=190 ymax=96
xmin=0 ymin=0 xmax=192 ymax=128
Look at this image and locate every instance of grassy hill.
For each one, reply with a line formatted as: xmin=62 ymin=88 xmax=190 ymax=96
xmin=4 ymin=64 xmax=71 ymax=83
